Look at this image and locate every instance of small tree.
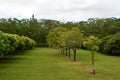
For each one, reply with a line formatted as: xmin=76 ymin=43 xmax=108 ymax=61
xmin=66 ymin=27 xmax=83 ymax=61
xmin=59 ymin=31 xmax=69 ymax=55
xmin=83 ymin=36 xmax=101 ymax=74
xmin=47 ymin=27 xmax=68 ymax=48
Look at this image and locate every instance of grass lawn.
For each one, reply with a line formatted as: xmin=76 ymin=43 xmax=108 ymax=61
xmin=0 ymin=48 xmax=120 ymax=80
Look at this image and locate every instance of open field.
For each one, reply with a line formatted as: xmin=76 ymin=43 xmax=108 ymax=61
xmin=0 ymin=48 xmax=120 ymax=80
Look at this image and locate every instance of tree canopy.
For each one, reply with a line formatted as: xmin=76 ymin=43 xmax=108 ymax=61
xmin=0 ymin=17 xmax=120 ymax=56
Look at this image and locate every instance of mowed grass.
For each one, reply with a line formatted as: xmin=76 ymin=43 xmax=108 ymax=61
xmin=0 ymin=48 xmax=120 ymax=80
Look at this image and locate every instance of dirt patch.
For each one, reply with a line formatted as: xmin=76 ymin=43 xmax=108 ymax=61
xmin=71 ymin=61 xmax=92 ymax=73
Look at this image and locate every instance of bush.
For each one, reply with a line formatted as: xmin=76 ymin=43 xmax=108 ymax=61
xmin=0 ymin=31 xmax=10 ymax=56
xmin=4 ymin=33 xmax=20 ymax=55
xmin=17 ymin=36 xmax=36 ymax=50
xmin=0 ymin=31 xmax=36 ymax=56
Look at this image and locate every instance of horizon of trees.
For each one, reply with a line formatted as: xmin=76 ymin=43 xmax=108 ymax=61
xmin=0 ymin=17 xmax=120 ymax=56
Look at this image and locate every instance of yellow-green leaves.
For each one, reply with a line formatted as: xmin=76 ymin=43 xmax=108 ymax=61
xmin=66 ymin=27 xmax=83 ymax=47
xmin=0 ymin=31 xmax=35 ymax=56
xmin=47 ymin=27 xmax=68 ymax=48
xmin=83 ymin=36 xmax=101 ymax=51
xmin=47 ymin=27 xmax=83 ymax=48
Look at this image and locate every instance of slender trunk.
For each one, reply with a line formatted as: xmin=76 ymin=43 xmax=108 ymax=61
xmin=61 ymin=48 xmax=62 ymax=54
xmin=73 ymin=47 xmax=76 ymax=61
xmin=63 ymin=48 xmax=64 ymax=54
xmin=91 ymin=50 xmax=95 ymax=74
xmin=68 ymin=47 xmax=70 ymax=58
xmin=66 ymin=48 xmax=68 ymax=56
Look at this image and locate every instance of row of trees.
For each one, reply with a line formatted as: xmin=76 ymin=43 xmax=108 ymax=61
xmin=47 ymin=27 xmax=101 ymax=74
xmin=47 ymin=27 xmax=83 ymax=60
xmin=0 ymin=31 xmax=35 ymax=56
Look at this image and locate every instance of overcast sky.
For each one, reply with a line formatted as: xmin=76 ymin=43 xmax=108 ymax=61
xmin=0 ymin=0 xmax=120 ymax=21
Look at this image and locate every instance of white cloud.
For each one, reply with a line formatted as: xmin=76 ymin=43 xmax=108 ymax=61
xmin=0 ymin=0 xmax=120 ymax=21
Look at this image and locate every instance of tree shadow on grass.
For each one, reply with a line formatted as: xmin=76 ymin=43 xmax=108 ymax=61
xmin=0 ymin=50 xmax=30 ymax=66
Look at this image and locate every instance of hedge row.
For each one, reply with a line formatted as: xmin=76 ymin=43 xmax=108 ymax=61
xmin=0 ymin=31 xmax=36 ymax=56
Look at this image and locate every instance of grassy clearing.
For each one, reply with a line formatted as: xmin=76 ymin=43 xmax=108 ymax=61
xmin=76 ymin=49 xmax=120 ymax=80
xmin=0 ymin=48 xmax=120 ymax=80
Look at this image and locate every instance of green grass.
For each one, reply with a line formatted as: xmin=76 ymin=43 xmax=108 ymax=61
xmin=0 ymin=48 xmax=120 ymax=80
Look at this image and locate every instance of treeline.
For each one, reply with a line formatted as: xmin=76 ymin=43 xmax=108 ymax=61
xmin=0 ymin=18 xmax=60 ymax=47
xmin=0 ymin=31 xmax=35 ymax=56
xmin=99 ymin=32 xmax=120 ymax=55
xmin=0 ymin=17 xmax=120 ymax=55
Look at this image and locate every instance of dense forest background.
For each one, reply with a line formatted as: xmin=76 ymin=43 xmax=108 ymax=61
xmin=0 ymin=16 xmax=120 ymax=56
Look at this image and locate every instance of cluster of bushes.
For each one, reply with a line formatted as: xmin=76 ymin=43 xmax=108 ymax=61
xmin=0 ymin=31 xmax=36 ymax=56
xmin=99 ymin=32 xmax=120 ymax=56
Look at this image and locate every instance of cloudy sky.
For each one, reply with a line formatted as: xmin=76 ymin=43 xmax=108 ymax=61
xmin=0 ymin=0 xmax=120 ymax=21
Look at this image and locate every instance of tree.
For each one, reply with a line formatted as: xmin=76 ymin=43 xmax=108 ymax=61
xmin=83 ymin=36 xmax=101 ymax=74
xmin=104 ymin=32 xmax=120 ymax=56
xmin=47 ymin=27 xmax=68 ymax=48
xmin=99 ymin=35 xmax=113 ymax=53
xmin=66 ymin=27 xmax=83 ymax=61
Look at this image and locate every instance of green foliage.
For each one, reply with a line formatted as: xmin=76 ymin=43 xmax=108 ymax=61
xmin=83 ymin=36 xmax=101 ymax=74
xmin=4 ymin=33 xmax=20 ymax=54
xmin=102 ymin=32 xmax=120 ymax=55
xmin=47 ymin=27 xmax=68 ymax=48
xmin=66 ymin=27 xmax=83 ymax=48
xmin=83 ymin=36 xmax=101 ymax=51
xmin=0 ymin=31 xmax=35 ymax=56
xmin=17 ymin=36 xmax=36 ymax=50
xmin=0 ymin=31 xmax=10 ymax=55
xmin=0 ymin=17 xmax=120 ymax=56
xmin=99 ymin=35 xmax=113 ymax=53
xmin=47 ymin=27 xmax=83 ymax=49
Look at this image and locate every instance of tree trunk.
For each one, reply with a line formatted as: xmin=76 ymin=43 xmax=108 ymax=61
xmin=73 ymin=47 xmax=76 ymax=61
xmin=66 ymin=48 xmax=68 ymax=56
xmin=61 ymin=49 xmax=62 ymax=54
xmin=68 ymin=47 xmax=70 ymax=58
xmin=91 ymin=50 xmax=95 ymax=74
xmin=63 ymin=48 xmax=64 ymax=54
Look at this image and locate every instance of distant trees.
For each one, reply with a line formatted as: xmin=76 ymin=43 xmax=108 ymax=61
xmin=76 ymin=18 xmax=120 ymax=37
xmin=0 ymin=17 xmax=120 ymax=56
xmin=100 ymin=32 xmax=120 ymax=56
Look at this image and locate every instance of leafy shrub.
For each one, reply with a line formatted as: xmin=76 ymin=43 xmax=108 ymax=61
xmin=17 ymin=36 xmax=36 ymax=50
xmin=0 ymin=31 xmax=10 ymax=56
xmin=4 ymin=33 xmax=19 ymax=54
xmin=0 ymin=31 xmax=36 ymax=56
